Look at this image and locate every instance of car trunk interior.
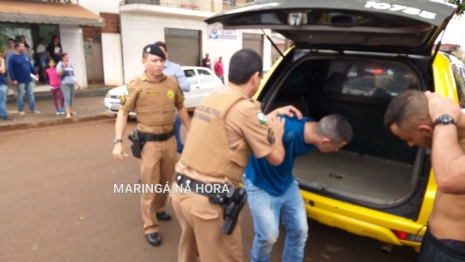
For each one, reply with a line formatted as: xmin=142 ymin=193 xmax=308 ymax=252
xmin=267 ymin=54 xmax=425 ymax=208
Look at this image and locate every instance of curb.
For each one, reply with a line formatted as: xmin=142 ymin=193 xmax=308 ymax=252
xmin=7 ymin=87 xmax=114 ymax=104
xmin=0 ymin=113 xmax=115 ymax=133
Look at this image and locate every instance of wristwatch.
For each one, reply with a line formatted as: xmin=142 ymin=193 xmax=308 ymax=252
xmin=114 ymin=139 xmax=123 ymax=144
xmin=433 ymin=114 xmax=456 ymax=127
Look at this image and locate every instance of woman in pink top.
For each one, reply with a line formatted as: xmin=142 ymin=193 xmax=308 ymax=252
xmin=46 ymin=60 xmax=64 ymax=115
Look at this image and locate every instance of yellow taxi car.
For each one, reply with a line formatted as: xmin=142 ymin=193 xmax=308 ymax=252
xmin=206 ymin=0 xmax=465 ymax=252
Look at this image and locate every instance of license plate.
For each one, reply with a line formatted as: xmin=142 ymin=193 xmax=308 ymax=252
xmin=111 ymin=104 xmax=120 ymax=111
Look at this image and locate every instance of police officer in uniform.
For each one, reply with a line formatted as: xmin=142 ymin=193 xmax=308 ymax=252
xmin=170 ymin=48 xmax=302 ymax=262
xmin=112 ymin=44 xmax=191 ymax=246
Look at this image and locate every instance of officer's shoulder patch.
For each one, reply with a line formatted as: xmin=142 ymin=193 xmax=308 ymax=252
xmin=267 ymin=128 xmax=275 ymax=144
xmin=120 ymin=95 xmax=126 ymax=105
xmin=256 ymin=112 xmax=267 ymax=125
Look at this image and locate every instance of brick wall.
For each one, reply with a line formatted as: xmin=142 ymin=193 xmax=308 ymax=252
xmin=81 ymin=13 xmax=120 ymax=42
xmin=82 ymin=26 xmax=101 ymax=42
xmin=100 ymin=13 xmax=120 ymax=34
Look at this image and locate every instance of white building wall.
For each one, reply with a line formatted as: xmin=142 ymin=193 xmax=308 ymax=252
xmin=121 ymin=12 xmax=272 ymax=84
xmin=59 ymin=25 xmax=88 ymax=88
xmin=78 ymin=0 xmax=121 ymax=15
xmin=102 ymin=33 xmax=124 ymax=86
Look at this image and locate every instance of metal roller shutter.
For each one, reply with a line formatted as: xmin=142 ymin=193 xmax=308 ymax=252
xmin=242 ymin=33 xmax=263 ymax=58
xmin=164 ymin=28 xmax=201 ymax=66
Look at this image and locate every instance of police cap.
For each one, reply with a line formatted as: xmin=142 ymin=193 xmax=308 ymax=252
xmin=142 ymin=44 xmax=166 ymax=60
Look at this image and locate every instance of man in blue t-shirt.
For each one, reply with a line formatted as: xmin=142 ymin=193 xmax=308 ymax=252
xmin=243 ymin=114 xmax=353 ymax=262
xmin=7 ymin=42 xmax=39 ymax=115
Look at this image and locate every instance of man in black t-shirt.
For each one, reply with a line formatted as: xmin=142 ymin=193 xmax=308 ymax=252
xmin=201 ymin=53 xmax=211 ymax=69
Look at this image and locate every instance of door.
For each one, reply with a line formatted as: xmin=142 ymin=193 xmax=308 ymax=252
xmin=84 ymin=40 xmax=104 ymax=84
xmin=165 ymin=28 xmax=201 ymax=66
xmin=242 ymin=33 xmax=263 ymax=58
xmin=204 ymin=0 xmax=457 ymax=55
xmin=183 ymin=68 xmax=201 ymax=108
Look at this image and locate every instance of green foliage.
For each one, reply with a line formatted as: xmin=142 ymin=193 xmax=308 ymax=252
xmin=448 ymin=0 xmax=465 ymax=16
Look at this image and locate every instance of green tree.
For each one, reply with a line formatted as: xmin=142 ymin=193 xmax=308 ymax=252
xmin=448 ymin=0 xmax=465 ymax=16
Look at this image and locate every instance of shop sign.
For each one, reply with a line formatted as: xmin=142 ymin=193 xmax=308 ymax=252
xmin=208 ymin=23 xmax=237 ymax=40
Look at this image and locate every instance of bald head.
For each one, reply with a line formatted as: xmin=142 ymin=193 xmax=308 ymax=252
xmin=314 ymin=114 xmax=353 ymax=144
xmin=384 ymin=90 xmax=431 ymax=130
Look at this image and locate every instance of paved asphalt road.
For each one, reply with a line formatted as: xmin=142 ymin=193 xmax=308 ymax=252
xmin=0 ymin=119 xmax=418 ymax=262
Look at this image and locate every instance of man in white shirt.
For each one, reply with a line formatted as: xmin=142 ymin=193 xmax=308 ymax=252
xmin=34 ymin=38 xmax=47 ymax=84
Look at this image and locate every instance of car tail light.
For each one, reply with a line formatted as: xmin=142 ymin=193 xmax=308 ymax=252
xmin=393 ymin=230 xmax=408 ymax=240
xmin=392 ymin=230 xmax=423 ymax=242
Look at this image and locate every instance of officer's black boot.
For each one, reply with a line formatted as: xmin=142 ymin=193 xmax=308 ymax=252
xmin=156 ymin=211 xmax=171 ymax=221
xmin=146 ymin=233 xmax=161 ymax=246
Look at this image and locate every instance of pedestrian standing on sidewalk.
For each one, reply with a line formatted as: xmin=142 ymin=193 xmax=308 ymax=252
xmin=0 ymin=54 xmax=13 ymax=121
xmin=47 ymin=36 xmax=62 ymax=64
xmin=2 ymin=38 xmax=17 ymax=97
xmin=34 ymin=38 xmax=48 ymax=84
xmin=46 ymin=60 xmax=64 ymax=115
xmin=7 ymin=42 xmax=40 ymax=115
xmin=18 ymin=35 xmax=32 ymax=61
xmin=201 ymin=53 xmax=211 ymax=69
xmin=57 ymin=53 xmax=81 ymax=118
xmin=214 ymin=56 xmax=224 ymax=84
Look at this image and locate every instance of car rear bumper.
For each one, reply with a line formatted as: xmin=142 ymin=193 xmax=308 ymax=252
xmin=301 ymin=189 xmax=424 ymax=250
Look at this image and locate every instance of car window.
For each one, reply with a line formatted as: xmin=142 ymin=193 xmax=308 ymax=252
xmin=184 ymin=69 xmax=198 ymax=85
xmin=323 ymin=60 xmax=420 ymax=98
xmin=197 ymin=69 xmax=215 ymax=83
xmin=452 ymin=64 xmax=465 ymax=108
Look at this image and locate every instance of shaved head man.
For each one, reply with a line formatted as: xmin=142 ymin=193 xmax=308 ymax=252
xmin=385 ymin=89 xmax=465 ymax=261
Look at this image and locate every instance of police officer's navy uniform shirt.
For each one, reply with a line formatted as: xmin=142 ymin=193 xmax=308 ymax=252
xmin=244 ymin=115 xmax=317 ymax=196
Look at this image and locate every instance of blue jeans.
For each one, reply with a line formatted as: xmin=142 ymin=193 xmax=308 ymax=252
xmin=0 ymin=84 xmax=8 ymax=117
xmin=243 ymin=175 xmax=308 ymax=262
xmin=17 ymin=82 xmax=36 ymax=112
xmin=175 ymin=114 xmax=184 ymax=153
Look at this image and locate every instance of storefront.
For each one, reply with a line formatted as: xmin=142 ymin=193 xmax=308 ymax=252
xmin=0 ymin=23 xmax=59 ymax=63
xmin=0 ymin=0 xmax=104 ymax=89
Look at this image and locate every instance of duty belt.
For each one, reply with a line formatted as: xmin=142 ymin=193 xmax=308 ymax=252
xmin=175 ymin=173 xmax=229 ymax=204
xmin=138 ymin=129 xmax=175 ymax=142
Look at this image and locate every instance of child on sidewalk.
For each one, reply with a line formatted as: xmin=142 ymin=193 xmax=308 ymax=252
xmin=46 ymin=60 xmax=64 ymax=115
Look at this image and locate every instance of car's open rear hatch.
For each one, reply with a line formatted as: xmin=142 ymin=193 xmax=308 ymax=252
xmin=205 ymin=0 xmax=457 ymax=55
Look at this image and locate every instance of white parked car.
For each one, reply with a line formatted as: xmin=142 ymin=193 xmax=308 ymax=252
xmin=104 ymin=66 xmax=223 ymax=116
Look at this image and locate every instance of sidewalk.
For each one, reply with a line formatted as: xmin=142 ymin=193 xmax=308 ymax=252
xmin=1 ymin=95 xmax=115 ymax=132
xmin=6 ymin=85 xmax=113 ymax=104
